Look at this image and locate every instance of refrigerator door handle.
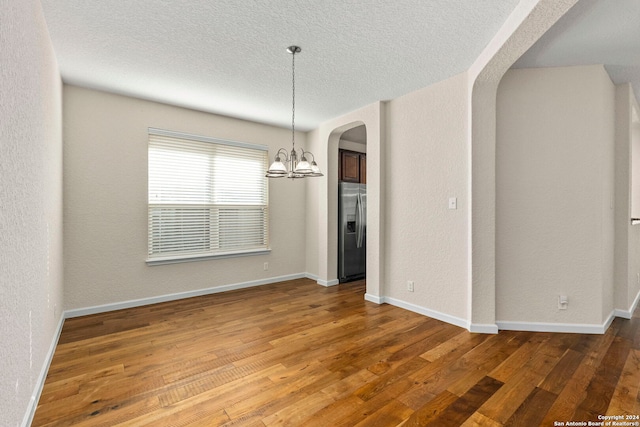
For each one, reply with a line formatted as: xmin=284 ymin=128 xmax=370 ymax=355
xmin=356 ymin=192 xmax=363 ymax=248
xmin=355 ymin=193 xmax=360 ymax=248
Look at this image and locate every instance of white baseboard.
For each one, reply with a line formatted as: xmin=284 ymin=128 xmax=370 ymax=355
xmin=363 ymin=294 xmax=497 ymax=333
xmin=469 ymin=323 xmax=499 ymax=334
xmin=614 ymin=309 xmax=632 ymax=320
xmin=497 ymin=296 xmax=638 ymax=335
xmin=22 ymin=313 xmax=65 ymax=427
xmin=379 ymin=296 xmax=470 ymax=330
xmin=364 ymin=293 xmax=383 ymax=304
xmin=632 ymin=288 xmax=640 ymax=314
xmin=318 ymin=279 xmax=340 ymax=287
xmin=496 ymin=319 xmax=609 ymax=334
xmin=614 ymin=289 xmax=640 ymax=319
xmin=303 ymin=273 xmax=339 ymax=287
xmin=604 ymin=310 xmax=616 ymax=331
xmin=65 ymin=273 xmax=310 ymax=318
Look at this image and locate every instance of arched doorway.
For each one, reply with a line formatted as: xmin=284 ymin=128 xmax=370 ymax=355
xmin=309 ymin=101 xmax=384 ymax=302
xmin=336 ymin=125 xmax=367 ymax=283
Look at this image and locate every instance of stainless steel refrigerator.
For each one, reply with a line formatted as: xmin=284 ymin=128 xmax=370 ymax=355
xmin=338 ymin=182 xmax=366 ymax=282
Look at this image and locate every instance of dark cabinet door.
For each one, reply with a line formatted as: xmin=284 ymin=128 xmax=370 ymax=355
xmin=340 ymin=151 xmax=360 ymax=183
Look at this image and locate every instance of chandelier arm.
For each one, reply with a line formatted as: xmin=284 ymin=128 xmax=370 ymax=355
xmin=276 ymin=147 xmax=289 ymax=161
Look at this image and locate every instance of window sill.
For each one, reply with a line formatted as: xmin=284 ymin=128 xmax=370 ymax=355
xmin=146 ymin=248 xmax=271 ymax=266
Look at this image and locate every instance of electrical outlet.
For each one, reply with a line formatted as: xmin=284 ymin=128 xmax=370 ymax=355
xmin=558 ymin=295 xmax=568 ymax=310
xmin=263 ymin=262 xmax=268 ymax=271
xmin=407 ymin=281 xmax=414 ymax=292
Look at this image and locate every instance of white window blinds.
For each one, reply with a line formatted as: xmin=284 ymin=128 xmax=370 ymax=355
xmin=148 ymin=128 xmax=269 ymax=263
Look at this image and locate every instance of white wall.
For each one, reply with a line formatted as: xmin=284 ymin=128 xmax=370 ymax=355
xmin=630 ymin=116 xmax=640 ymax=308
xmin=338 ymin=139 xmax=366 ymax=153
xmin=496 ymin=65 xmax=616 ymax=327
xmin=306 ymin=73 xmax=470 ymax=329
xmin=0 ymin=1 xmax=64 ymax=425
xmin=631 ymin=118 xmax=640 ymax=220
xmin=63 ymin=86 xmax=307 ymax=310
xmin=617 ymin=84 xmax=640 ymax=315
xmin=384 ymin=72 xmax=469 ymax=323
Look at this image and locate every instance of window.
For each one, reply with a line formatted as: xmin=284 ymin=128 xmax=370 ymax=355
xmin=147 ymin=128 xmax=269 ymax=264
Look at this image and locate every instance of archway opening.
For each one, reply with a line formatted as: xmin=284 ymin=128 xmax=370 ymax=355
xmin=336 ymin=125 xmax=367 ymax=283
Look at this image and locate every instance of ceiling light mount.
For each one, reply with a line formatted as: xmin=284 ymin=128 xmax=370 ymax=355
xmin=266 ymin=45 xmax=323 ymax=179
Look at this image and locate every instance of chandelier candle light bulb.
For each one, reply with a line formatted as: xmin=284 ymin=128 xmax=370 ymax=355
xmin=266 ymin=46 xmax=323 ymax=179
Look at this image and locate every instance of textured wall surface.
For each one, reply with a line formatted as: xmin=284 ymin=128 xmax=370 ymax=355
xmin=632 ymin=120 xmax=640 ymax=220
xmin=0 ymin=0 xmax=64 ymax=425
xmin=384 ymin=72 xmax=469 ymax=321
xmin=615 ymin=93 xmax=640 ymax=310
xmin=496 ymin=65 xmax=615 ymax=325
xmin=63 ymin=86 xmax=306 ymax=310
xmin=614 ymin=84 xmax=632 ymax=313
xmin=468 ymin=0 xmax=579 ymax=329
xmin=627 ymin=100 xmax=640 ymax=309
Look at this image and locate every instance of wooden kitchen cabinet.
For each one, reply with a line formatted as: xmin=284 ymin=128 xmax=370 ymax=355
xmin=339 ymin=150 xmax=366 ymax=183
xmin=359 ymin=153 xmax=366 ymax=184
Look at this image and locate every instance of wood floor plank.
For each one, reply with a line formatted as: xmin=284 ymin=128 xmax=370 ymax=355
xmin=354 ymin=357 xmax=429 ymax=402
xmin=297 ymin=394 xmax=364 ymax=427
xmin=404 ymin=331 xmax=528 ymax=405
xmin=460 ymin=411 xmax=503 ymax=427
xmin=607 ymin=348 xmax=640 ymax=415
xmin=423 ymin=376 xmax=504 ymax=426
xmin=32 ymin=278 xmax=640 ymax=426
xmin=335 ymin=377 xmax=417 ymax=426
xmin=478 ymin=332 xmax=585 ymax=424
xmin=401 ymin=390 xmax=459 ymax=427
xmin=447 ymin=331 xmax=533 ymax=396
xmin=351 ymin=398 xmax=413 ymax=427
xmin=487 ymin=333 xmax=548 ymax=383
xmin=261 ymin=390 xmax=335 ymax=426
xmin=537 ymin=348 xmax=585 ymax=395
xmin=539 ymin=329 xmax=618 ymax=425
xmin=503 ymin=386 xmax=557 ymax=426
xmin=420 ymin=330 xmax=475 ymax=362
xmin=573 ymin=335 xmax=632 ymax=421
xmin=293 ymin=369 xmax=378 ymax=426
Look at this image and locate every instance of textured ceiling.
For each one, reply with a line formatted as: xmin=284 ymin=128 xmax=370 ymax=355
xmin=514 ymin=0 xmax=640 ymax=103
xmin=40 ymin=0 xmax=520 ymax=130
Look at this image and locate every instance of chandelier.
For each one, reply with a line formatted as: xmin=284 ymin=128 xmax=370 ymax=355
xmin=266 ymin=46 xmax=323 ymax=179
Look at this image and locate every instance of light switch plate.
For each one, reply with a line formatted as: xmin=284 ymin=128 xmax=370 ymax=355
xmin=448 ymin=197 xmax=457 ymax=210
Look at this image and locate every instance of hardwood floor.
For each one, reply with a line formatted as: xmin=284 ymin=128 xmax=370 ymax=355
xmin=33 ymin=278 xmax=640 ymax=426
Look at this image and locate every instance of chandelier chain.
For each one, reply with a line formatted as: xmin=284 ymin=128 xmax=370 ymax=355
xmin=291 ymin=49 xmax=296 ymax=149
